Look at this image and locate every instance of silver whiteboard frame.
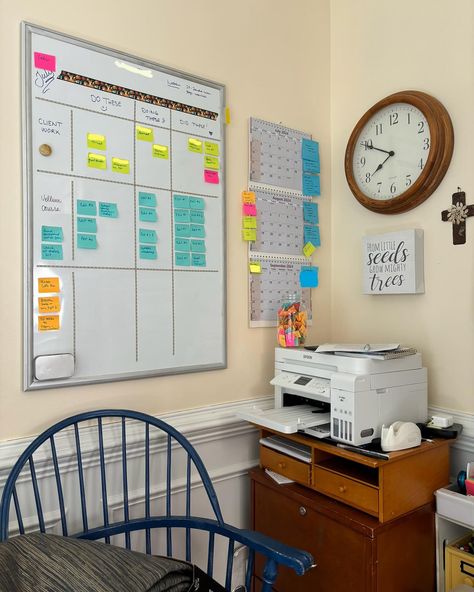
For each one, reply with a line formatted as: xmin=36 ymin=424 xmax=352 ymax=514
xmin=22 ymin=22 xmax=227 ymax=390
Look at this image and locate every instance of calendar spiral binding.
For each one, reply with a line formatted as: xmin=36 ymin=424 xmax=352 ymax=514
xmin=250 ymin=117 xmax=311 ymax=141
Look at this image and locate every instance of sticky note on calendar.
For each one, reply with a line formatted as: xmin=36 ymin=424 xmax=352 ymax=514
xmin=41 ymin=226 xmax=63 ymax=243
xmin=174 ymin=195 xmax=190 ymax=209
xmin=189 ymin=197 xmax=205 ymax=210
xmin=77 ymin=200 xmax=97 ymax=216
xmin=191 ymin=253 xmax=206 ymax=267
xmin=77 ymin=218 xmax=97 ymax=234
xmin=99 ymin=202 xmax=118 ymax=218
xmin=41 ymin=244 xmax=63 ymax=260
xmin=38 ymin=277 xmax=60 ymax=293
xmin=77 ymin=234 xmax=98 ymax=249
xmin=243 ymin=216 xmax=257 ymax=229
xmin=243 ymin=203 xmax=257 ymax=216
xmin=190 ymin=210 xmax=205 ymax=224
xmin=304 ymin=225 xmax=320 ymax=246
xmin=204 ymin=155 xmax=219 ymax=170
xmin=188 ymin=138 xmax=203 ymax=153
xmin=139 ymin=192 xmax=157 ymax=208
xmin=303 ymin=202 xmax=319 ymax=224
xmin=300 ymin=266 xmax=319 ymax=288
xmin=38 ymin=315 xmax=60 ymax=331
xmin=38 ymin=296 xmax=60 ymax=314
xmin=139 ymin=229 xmax=157 ymax=244
xmin=190 ymin=239 xmax=206 ymax=253
xmin=249 ymin=262 xmax=262 ymax=273
xmin=242 ymin=228 xmax=256 ymax=241
xmin=302 ymin=173 xmax=320 ymax=196
xmin=204 ymin=142 xmax=219 ymax=156
xmin=87 ymin=133 xmax=106 ymax=150
xmin=152 ymin=144 xmax=169 ymax=159
xmin=88 ymin=153 xmax=106 ymax=170
xmin=242 ymin=191 xmax=256 ymax=204
xmin=139 ymin=207 xmax=157 ymax=222
xmin=140 ymin=245 xmax=157 ymax=260
xmin=175 ymin=238 xmax=190 ymax=252
xmin=302 ymin=138 xmax=320 ymax=162
xmin=175 ymin=252 xmax=190 ymax=266
xmin=136 ymin=126 xmax=154 ymax=142
xmin=112 ymin=157 xmax=130 ymax=174
xmin=204 ymin=170 xmax=219 ymax=184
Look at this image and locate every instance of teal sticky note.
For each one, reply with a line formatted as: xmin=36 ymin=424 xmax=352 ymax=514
xmin=77 ymin=200 xmax=97 ymax=216
xmin=175 ymin=252 xmax=190 ymax=266
xmin=302 ymin=138 xmax=320 ymax=163
xmin=300 ymin=266 xmax=319 ymax=288
xmin=139 ymin=192 xmax=157 ymax=207
xmin=139 ymin=228 xmax=157 ymax=244
xmin=175 ymin=238 xmax=190 ymax=251
xmin=77 ymin=233 xmax=98 ymax=249
xmin=139 ymin=207 xmax=157 ymax=222
xmin=303 ymin=158 xmax=320 ymax=174
xmin=174 ymin=194 xmax=190 ymax=209
xmin=303 ymin=202 xmax=319 ymax=224
xmin=41 ymin=226 xmax=63 ymax=243
xmin=174 ymin=209 xmax=191 ymax=223
xmin=191 ymin=253 xmax=206 ymax=267
xmin=41 ymin=243 xmax=63 ymax=260
xmin=190 ymin=239 xmax=206 ymax=253
xmin=99 ymin=202 xmax=119 ymax=218
xmin=189 ymin=197 xmax=205 ymax=210
xmin=304 ymin=225 xmax=320 ymax=246
xmin=302 ymin=173 xmax=320 ymax=196
xmin=175 ymin=224 xmax=190 ymax=238
xmin=140 ymin=245 xmax=157 ymax=260
xmin=77 ymin=217 xmax=97 ymax=234
xmin=190 ymin=210 xmax=205 ymax=224
xmin=190 ymin=224 xmax=205 ymax=238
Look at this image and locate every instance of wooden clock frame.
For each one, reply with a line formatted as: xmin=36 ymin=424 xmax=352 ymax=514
xmin=344 ymin=90 xmax=454 ymax=214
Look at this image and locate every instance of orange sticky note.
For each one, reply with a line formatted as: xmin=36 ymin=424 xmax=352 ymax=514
xmin=38 ymin=296 xmax=61 ymax=313
xmin=38 ymin=315 xmax=60 ymax=331
xmin=38 ymin=277 xmax=60 ymax=293
xmin=242 ymin=191 xmax=256 ymax=204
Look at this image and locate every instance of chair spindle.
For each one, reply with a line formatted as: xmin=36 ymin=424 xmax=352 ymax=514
xmin=225 ymin=538 xmax=235 ymax=590
xmin=121 ymin=418 xmax=131 ymax=550
xmin=145 ymin=423 xmax=151 ymax=555
xmin=74 ymin=423 xmax=88 ymax=533
xmin=97 ymin=418 xmax=110 ymax=543
xmin=50 ymin=436 xmax=68 ymax=536
xmin=12 ymin=487 xmax=24 ymax=535
xmin=29 ymin=456 xmax=45 ymax=533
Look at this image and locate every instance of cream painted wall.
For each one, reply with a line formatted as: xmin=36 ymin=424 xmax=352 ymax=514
xmin=0 ymin=1 xmax=331 ymax=439
xmin=330 ymin=0 xmax=474 ymax=411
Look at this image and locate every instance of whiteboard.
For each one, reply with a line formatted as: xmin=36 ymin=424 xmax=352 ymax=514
xmin=22 ymin=23 xmax=226 ymax=390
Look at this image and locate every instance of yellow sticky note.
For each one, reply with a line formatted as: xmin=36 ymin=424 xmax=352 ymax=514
xmin=249 ymin=262 xmax=261 ymax=274
xmin=243 ymin=216 xmax=257 ymax=229
xmin=204 ymin=155 xmax=219 ymax=170
xmin=188 ymin=138 xmax=203 ymax=153
xmin=242 ymin=228 xmax=256 ymax=241
xmin=205 ymin=141 xmax=219 ymax=156
xmin=38 ymin=277 xmax=60 ymax=293
xmin=136 ymin=126 xmax=154 ymax=142
xmin=88 ymin=153 xmax=107 ymax=170
xmin=38 ymin=296 xmax=61 ymax=313
xmin=242 ymin=191 xmax=256 ymax=204
xmin=87 ymin=133 xmax=106 ymax=150
xmin=225 ymin=107 xmax=231 ymax=124
xmin=303 ymin=241 xmax=316 ymax=257
xmin=112 ymin=157 xmax=130 ymax=174
xmin=152 ymin=144 xmax=169 ymax=159
xmin=38 ymin=315 xmax=60 ymax=331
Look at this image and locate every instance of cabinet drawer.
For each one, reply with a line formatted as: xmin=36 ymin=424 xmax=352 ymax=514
xmin=312 ymin=466 xmax=379 ymax=516
xmin=260 ymin=446 xmax=311 ymax=485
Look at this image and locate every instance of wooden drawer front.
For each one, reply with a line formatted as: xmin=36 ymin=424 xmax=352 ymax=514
xmin=312 ymin=466 xmax=379 ymax=516
xmin=260 ymin=446 xmax=311 ymax=485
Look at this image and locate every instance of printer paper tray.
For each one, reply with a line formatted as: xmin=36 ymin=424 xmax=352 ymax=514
xmin=237 ymin=404 xmax=330 ymax=434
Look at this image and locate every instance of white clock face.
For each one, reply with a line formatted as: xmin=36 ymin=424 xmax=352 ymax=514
xmin=352 ymin=102 xmax=431 ymax=200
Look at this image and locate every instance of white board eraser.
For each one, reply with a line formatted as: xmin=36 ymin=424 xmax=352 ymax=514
xmin=35 ymin=354 xmax=75 ymax=381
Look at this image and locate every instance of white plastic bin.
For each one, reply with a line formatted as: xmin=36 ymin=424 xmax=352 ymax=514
xmin=436 ymin=484 xmax=474 ymax=528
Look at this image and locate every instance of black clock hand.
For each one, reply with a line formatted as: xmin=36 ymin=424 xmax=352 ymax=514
xmin=371 ymin=152 xmax=394 ymax=176
xmin=361 ymin=142 xmax=393 ymax=156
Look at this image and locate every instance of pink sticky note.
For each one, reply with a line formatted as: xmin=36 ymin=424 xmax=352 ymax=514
xmin=34 ymin=52 xmax=56 ymax=72
xmin=243 ymin=203 xmax=257 ymax=216
xmin=204 ymin=169 xmax=219 ymax=184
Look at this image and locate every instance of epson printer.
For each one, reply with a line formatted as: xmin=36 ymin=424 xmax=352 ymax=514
xmin=238 ymin=347 xmax=428 ymax=446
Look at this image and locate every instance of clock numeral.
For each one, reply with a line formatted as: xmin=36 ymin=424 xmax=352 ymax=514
xmin=418 ymin=158 xmax=424 ymax=170
xmin=423 ymin=138 xmax=430 ymax=150
xmin=375 ymin=123 xmax=383 ymax=136
xmin=362 ymin=140 xmax=373 ymax=150
xmin=389 ymin=113 xmax=399 ymax=126
xmin=418 ymin=121 xmax=425 ymax=134
xmin=406 ymin=174 xmax=412 ymax=187
xmin=377 ymin=182 xmax=382 ymax=193
xmin=360 ymin=156 xmax=366 ymax=166
xmin=365 ymin=173 xmax=371 ymax=183
xmin=390 ymin=183 xmax=397 ymax=194
xmin=407 ymin=113 xmax=411 ymax=125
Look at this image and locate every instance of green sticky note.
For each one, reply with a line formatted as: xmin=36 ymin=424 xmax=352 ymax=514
xmin=87 ymin=133 xmax=106 ymax=150
xmin=41 ymin=243 xmax=63 ymax=260
xmin=139 ymin=192 xmax=157 ymax=207
xmin=77 ymin=217 xmax=97 ymax=234
xmin=204 ymin=141 xmax=219 ymax=156
xmin=152 ymin=144 xmax=169 ymax=159
xmin=188 ymin=138 xmax=202 ymax=153
xmin=136 ymin=126 xmax=153 ymax=142
xmin=204 ymin=155 xmax=219 ymax=170
xmin=174 ymin=209 xmax=191 ymax=223
xmin=77 ymin=234 xmax=98 ymax=249
xmin=190 ymin=224 xmax=205 ymax=238
xmin=190 ymin=239 xmax=206 ymax=253
xmin=175 ymin=238 xmax=190 ymax=252
xmin=140 ymin=245 xmax=157 ymax=260
xmin=139 ymin=207 xmax=157 ymax=223
xmin=87 ymin=153 xmax=107 ymax=169
xmin=41 ymin=226 xmax=63 ymax=243
xmin=173 ymin=195 xmax=190 ymax=209
xmin=175 ymin=224 xmax=190 ymax=238
xmin=98 ymin=202 xmax=118 ymax=218
xmin=191 ymin=253 xmax=206 ymax=267
xmin=189 ymin=197 xmax=205 ymax=210
xmin=190 ymin=210 xmax=205 ymax=224
xmin=112 ymin=157 xmax=130 ymax=174
xmin=77 ymin=200 xmax=97 ymax=216
xmin=139 ymin=228 xmax=157 ymax=244
xmin=175 ymin=252 xmax=190 ymax=266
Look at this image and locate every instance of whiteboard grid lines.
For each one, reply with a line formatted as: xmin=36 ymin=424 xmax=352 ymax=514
xmin=71 ymin=181 xmax=75 ymax=261
xmin=70 ymin=110 xmax=74 ymax=172
xmin=36 ymin=264 xmax=218 ymax=272
xmin=133 ymin=100 xmax=139 ymax=362
xmin=72 ymin=272 xmax=76 ymax=358
xmin=170 ymin=112 xmax=176 ymax=356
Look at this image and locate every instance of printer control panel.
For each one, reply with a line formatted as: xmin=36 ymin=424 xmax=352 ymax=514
xmin=271 ymin=372 xmax=330 ymax=400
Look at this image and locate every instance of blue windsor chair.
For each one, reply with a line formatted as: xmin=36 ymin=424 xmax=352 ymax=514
xmin=0 ymin=409 xmax=314 ymax=591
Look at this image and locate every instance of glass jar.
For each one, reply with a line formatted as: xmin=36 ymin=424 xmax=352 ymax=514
xmin=277 ymin=292 xmax=307 ymax=347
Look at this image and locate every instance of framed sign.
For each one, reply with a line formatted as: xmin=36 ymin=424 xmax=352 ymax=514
xmin=362 ymin=229 xmax=424 ymax=294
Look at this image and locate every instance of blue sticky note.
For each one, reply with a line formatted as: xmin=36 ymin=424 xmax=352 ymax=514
xmin=303 ymin=202 xmax=319 ymax=224
xmin=189 ymin=197 xmax=205 ymax=210
xmin=302 ymin=138 xmax=320 ymax=163
xmin=302 ymin=173 xmax=320 ymax=196
xmin=77 ymin=200 xmax=97 ymax=216
xmin=139 ymin=228 xmax=157 ymax=244
xmin=174 ymin=194 xmax=190 ymax=209
xmin=99 ymin=202 xmax=118 ymax=218
xmin=303 ymin=158 xmax=320 ymax=174
xmin=41 ymin=243 xmax=63 ymax=260
xmin=77 ymin=233 xmax=98 ymax=249
xmin=175 ymin=224 xmax=190 ymax=238
xmin=77 ymin=217 xmax=97 ymax=234
xmin=191 ymin=253 xmax=206 ymax=267
xmin=41 ymin=226 xmax=63 ymax=243
xmin=300 ymin=266 xmax=319 ymax=288
xmin=304 ymin=225 xmax=321 ymax=247
xmin=140 ymin=245 xmax=157 ymax=260
xmin=190 ymin=239 xmax=206 ymax=253
xmin=174 ymin=209 xmax=191 ymax=223
xmin=139 ymin=207 xmax=157 ymax=222
xmin=139 ymin=192 xmax=157 ymax=207
xmin=190 ymin=224 xmax=205 ymax=238
xmin=190 ymin=210 xmax=205 ymax=224
xmin=175 ymin=252 xmax=190 ymax=266
xmin=175 ymin=238 xmax=190 ymax=251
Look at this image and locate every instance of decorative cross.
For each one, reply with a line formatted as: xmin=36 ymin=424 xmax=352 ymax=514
xmin=441 ymin=188 xmax=474 ymax=245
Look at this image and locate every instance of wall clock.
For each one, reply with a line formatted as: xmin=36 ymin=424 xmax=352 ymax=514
xmin=344 ymin=90 xmax=454 ymax=214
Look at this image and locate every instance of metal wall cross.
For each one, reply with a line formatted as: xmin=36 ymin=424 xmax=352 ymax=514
xmin=441 ymin=189 xmax=474 ymax=245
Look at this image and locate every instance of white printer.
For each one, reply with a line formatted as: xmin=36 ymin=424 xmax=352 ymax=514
xmin=238 ymin=347 xmax=428 ymax=446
